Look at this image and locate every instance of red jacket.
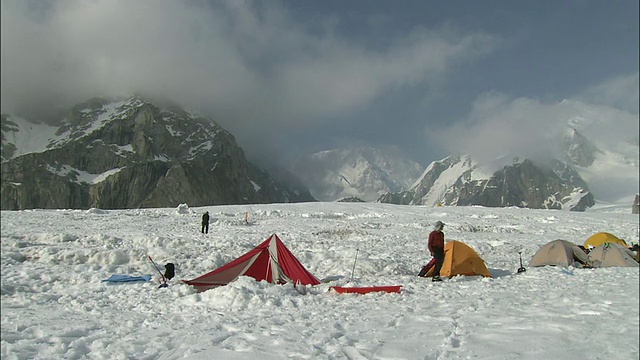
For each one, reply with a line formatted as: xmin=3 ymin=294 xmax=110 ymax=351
xmin=428 ymin=230 xmax=444 ymax=253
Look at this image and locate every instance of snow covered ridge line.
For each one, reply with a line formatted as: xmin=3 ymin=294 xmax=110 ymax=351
xmin=44 ymin=164 xmax=126 ymax=185
xmin=290 ymin=145 xmax=424 ymax=202
xmin=378 ymin=155 xmax=588 ymax=210
xmin=1 ymin=202 xmax=638 ymax=359
xmin=3 ymin=95 xmax=637 ymax=210
xmin=1 ymin=96 xmax=216 ymax=160
xmin=290 ymin=124 xmax=638 ymax=209
xmin=1 ymin=96 xmax=315 ymax=209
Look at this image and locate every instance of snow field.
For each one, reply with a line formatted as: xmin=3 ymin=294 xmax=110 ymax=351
xmin=1 ymin=202 xmax=638 ymax=359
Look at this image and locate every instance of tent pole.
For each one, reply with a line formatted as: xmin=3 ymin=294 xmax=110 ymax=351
xmin=350 ymin=248 xmax=359 ymax=283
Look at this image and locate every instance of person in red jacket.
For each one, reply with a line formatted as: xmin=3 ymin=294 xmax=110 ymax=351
xmin=428 ymin=221 xmax=446 ymax=282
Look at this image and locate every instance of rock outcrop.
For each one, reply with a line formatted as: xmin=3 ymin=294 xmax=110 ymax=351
xmin=1 ymin=96 xmax=314 ymax=209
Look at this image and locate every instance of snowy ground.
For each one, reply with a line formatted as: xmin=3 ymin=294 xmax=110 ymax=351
xmin=1 ymin=202 xmax=639 ymax=360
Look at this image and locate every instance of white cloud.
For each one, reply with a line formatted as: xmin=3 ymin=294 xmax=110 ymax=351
xmin=276 ymin=29 xmax=497 ymax=122
xmin=579 ymin=72 xmax=639 ymax=115
xmin=428 ymin=93 xmax=569 ymax=168
xmin=1 ymin=0 xmax=497 ymax=157
xmin=428 ymin=75 xmax=639 ymax=171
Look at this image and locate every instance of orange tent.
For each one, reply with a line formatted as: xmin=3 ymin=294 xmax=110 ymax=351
xmin=584 ymin=232 xmax=627 ymax=249
xmin=425 ymin=240 xmax=491 ymax=278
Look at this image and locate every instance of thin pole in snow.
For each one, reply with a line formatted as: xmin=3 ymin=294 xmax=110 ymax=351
xmin=350 ymin=248 xmax=359 ymax=283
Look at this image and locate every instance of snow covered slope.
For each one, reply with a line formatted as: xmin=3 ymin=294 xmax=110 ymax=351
xmin=290 ymin=146 xmax=423 ymax=202
xmin=1 ymin=202 xmax=638 ymax=359
xmin=1 ymin=96 xmax=314 ymax=209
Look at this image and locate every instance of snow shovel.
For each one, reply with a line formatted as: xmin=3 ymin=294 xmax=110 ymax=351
xmin=517 ymin=251 xmax=526 ymax=273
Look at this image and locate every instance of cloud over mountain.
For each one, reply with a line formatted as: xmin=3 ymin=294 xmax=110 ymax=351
xmin=428 ymin=73 xmax=639 ymax=173
xmin=1 ymin=0 xmax=496 ymax=160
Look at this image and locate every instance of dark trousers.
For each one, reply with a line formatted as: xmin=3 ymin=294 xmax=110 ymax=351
xmin=201 ymin=223 xmax=208 ymax=234
xmin=432 ymin=247 xmax=445 ymax=277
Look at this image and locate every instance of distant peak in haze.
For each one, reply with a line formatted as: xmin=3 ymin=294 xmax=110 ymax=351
xmin=289 ymin=146 xmax=423 ymax=202
xmin=289 ymin=122 xmax=638 ymax=209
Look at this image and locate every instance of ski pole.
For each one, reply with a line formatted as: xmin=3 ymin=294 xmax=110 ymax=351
xmin=148 ymin=255 xmax=168 ymax=287
xmin=350 ymin=248 xmax=359 ymax=283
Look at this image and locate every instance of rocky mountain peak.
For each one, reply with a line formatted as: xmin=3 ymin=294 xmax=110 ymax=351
xmin=378 ymin=154 xmax=594 ymax=211
xmin=562 ymin=127 xmax=602 ymax=167
xmin=1 ymin=97 xmax=314 ymax=210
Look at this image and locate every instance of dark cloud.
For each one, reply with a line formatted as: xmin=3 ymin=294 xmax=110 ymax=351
xmin=1 ymin=0 xmax=496 ymax=161
xmin=1 ymin=0 xmax=637 ymax=196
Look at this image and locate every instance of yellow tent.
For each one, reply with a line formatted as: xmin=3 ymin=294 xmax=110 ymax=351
xmin=425 ymin=240 xmax=492 ymax=278
xmin=584 ymin=232 xmax=627 ymax=249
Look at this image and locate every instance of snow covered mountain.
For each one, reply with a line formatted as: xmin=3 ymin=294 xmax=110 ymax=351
xmin=377 ymin=126 xmax=638 ymax=211
xmin=563 ymin=127 xmax=602 ymax=167
xmin=1 ymin=96 xmax=314 ymax=210
xmin=289 ymin=146 xmax=423 ymax=202
xmin=3 ymin=95 xmax=635 ymax=212
xmin=290 ymin=127 xmax=637 ymax=212
xmin=561 ymin=126 xmax=639 ymax=207
xmin=378 ymin=154 xmax=595 ymax=211
xmin=378 ymin=154 xmax=490 ymax=207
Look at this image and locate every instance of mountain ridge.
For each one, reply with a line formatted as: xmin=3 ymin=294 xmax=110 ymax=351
xmin=289 ymin=146 xmax=423 ymax=202
xmin=2 ymin=95 xmax=636 ymax=211
xmin=289 ymin=124 xmax=637 ymax=212
xmin=1 ymin=96 xmax=314 ymax=210
xmin=378 ymin=154 xmax=594 ymax=211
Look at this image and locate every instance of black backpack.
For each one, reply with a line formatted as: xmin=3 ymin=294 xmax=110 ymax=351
xmin=164 ymin=263 xmax=175 ymax=280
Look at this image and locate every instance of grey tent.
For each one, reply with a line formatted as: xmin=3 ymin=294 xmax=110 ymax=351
xmin=587 ymin=243 xmax=639 ymax=268
xmin=529 ymin=239 xmax=589 ymax=267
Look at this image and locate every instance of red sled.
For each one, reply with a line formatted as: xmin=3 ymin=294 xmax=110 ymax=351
xmin=330 ymin=285 xmax=402 ymax=294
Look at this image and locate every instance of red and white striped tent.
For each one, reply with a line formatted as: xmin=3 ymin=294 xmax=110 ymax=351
xmin=183 ymin=234 xmax=320 ymax=291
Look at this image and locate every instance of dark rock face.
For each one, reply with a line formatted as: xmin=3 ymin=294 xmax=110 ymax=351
xmin=563 ymin=128 xmax=602 ymax=167
xmin=1 ymin=114 xmax=18 ymax=160
xmin=336 ymin=196 xmax=365 ymax=203
xmin=1 ymin=96 xmax=314 ymax=210
xmin=448 ymin=159 xmax=594 ymax=211
xmin=378 ymin=155 xmax=594 ymax=212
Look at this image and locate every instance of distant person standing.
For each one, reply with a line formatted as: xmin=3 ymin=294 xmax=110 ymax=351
xmin=201 ymin=211 xmax=210 ymax=234
xmin=428 ymin=221 xmax=446 ymax=282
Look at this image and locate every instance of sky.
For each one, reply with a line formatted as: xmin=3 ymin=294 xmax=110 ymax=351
xmin=1 ymin=201 xmax=639 ymax=359
xmin=1 ymin=0 xmax=638 ymax=167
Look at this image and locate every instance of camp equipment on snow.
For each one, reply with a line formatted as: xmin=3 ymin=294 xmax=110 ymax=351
xmin=422 ymin=240 xmax=491 ymax=278
xmin=330 ymin=285 xmax=402 ymax=294
xmin=418 ymin=258 xmax=435 ymax=277
xmin=164 ymin=263 xmax=175 ymax=280
xmin=584 ymin=232 xmax=627 ymax=249
xmin=183 ymin=233 xmax=320 ymax=292
xmin=148 ymin=255 xmax=169 ymax=288
xmin=102 ymin=274 xmax=152 ymax=283
xmin=517 ymin=251 xmax=526 ymax=273
xmin=587 ymin=243 xmax=639 ymax=268
xmin=529 ymin=240 xmax=589 ymax=268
